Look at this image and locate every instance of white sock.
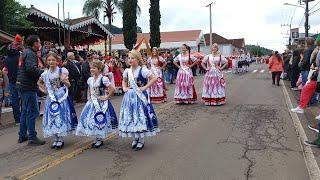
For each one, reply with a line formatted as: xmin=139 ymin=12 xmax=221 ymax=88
xmin=56 ymin=136 xmax=63 ymax=146
xmin=138 ymin=137 xmax=145 ymax=144
xmin=55 ymin=134 xmax=59 ymax=142
xmin=132 ymin=138 xmax=139 ymax=146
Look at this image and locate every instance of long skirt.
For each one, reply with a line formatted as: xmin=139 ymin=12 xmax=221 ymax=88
xmin=150 ymin=68 xmax=167 ymax=103
xmin=174 ymin=68 xmax=197 ymax=104
xmin=43 ymin=88 xmax=78 ymax=138
xmin=119 ymin=89 xmax=159 ymax=138
xmin=76 ymin=100 xmax=118 ymax=138
xmin=202 ymin=68 xmax=226 ymax=106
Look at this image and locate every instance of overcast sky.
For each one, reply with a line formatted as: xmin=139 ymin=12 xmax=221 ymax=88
xmin=19 ymin=0 xmax=320 ymax=51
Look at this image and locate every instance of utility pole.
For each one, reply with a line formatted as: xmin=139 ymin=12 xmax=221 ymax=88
xmin=63 ymin=0 xmax=66 ymax=55
xmin=58 ymin=3 xmax=61 ymax=45
xmin=305 ymin=0 xmax=309 ymax=38
xmin=303 ymin=0 xmax=315 ymax=38
xmin=206 ymin=2 xmax=214 ymax=48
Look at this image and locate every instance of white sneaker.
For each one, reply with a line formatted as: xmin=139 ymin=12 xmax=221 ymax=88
xmin=316 ymin=115 xmax=320 ymax=120
xmin=291 ymin=107 xmax=304 ymax=114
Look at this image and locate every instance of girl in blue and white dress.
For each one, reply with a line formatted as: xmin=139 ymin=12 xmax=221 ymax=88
xmin=37 ymin=52 xmax=78 ymax=149
xmin=76 ymin=59 xmax=118 ymax=148
xmin=119 ymin=50 xmax=159 ymax=151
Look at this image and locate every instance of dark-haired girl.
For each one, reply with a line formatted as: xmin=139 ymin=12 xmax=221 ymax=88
xmin=173 ymin=44 xmax=198 ymax=104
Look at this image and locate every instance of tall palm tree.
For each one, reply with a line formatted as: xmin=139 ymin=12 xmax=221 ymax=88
xmin=83 ymin=0 xmax=140 ymax=55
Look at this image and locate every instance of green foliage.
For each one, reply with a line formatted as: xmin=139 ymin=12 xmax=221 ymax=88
xmin=122 ymin=0 xmax=137 ymax=50
xmin=149 ymin=0 xmax=161 ymax=48
xmin=246 ymin=45 xmax=272 ymax=56
xmin=0 ymin=0 xmax=32 ymax=35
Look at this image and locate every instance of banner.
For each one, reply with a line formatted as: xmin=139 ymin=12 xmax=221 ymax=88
xmin=290 ymin=28 xmax=299 ymax=40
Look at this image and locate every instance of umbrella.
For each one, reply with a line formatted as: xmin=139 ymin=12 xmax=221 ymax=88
xmin=191 ymin=51 xmax=204 ymax=58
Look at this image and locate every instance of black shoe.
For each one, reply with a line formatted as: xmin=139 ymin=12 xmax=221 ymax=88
xmin=51 ymin=141 xmax=57 ymax=149
xmin=55 ymin=141 xmax=64 ymax=149
xmin=28 ymin=137 xmax=46 ymax=146
xmin=135 ymin=143 xmax=144 ymax=151
xmin=132 ymin=139 xmax=139 ymax=149
xmin=93 ymin=141 xmax=103 ymax=148
xmin=18 ymin=137 xmax=28 ymax=143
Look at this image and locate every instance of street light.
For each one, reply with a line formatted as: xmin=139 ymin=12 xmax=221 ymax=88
xmin=283 ymin=3 xmax=305 ymax=9
xmin=284 ymin=1 xmax=312 ymax=38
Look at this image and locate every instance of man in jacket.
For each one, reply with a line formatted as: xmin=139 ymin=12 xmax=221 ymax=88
xmin=4 ymin=34 xmax=23 ymax=124
xmin=64 ymin=52 xmax=81 ymax=102
xmin=16 ymin=35 xmax=45 ymax=145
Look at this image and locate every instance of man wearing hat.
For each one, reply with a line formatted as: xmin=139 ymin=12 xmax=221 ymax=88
xmin=4 ymin=34 xmax=24 ymax=125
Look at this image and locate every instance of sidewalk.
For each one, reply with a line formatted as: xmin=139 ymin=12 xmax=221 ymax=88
xmin=283 ymin=80 xmax=320 ymax=167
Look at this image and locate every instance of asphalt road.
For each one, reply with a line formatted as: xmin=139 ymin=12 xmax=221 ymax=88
xmin=0 ymin=64 xmax=309 ymax=180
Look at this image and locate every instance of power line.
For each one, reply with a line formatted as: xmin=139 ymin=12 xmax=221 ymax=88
xmin=310 ymin=0 xmax=320 ymax=11
xmin=310 ymin=7 xmax=320 ymax=15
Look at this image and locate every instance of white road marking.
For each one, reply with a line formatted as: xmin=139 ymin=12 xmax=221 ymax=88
xmin=252 ymin=70 xmax=258 ymax=73
xmin=260 ymin=69 xmax=265 ymax=73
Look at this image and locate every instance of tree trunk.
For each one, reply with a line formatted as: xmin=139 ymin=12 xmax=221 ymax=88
xmin=108 ymin=16 xmax=112 ymax=56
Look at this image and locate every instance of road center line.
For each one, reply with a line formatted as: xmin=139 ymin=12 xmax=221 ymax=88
xmin=15 ymin=101 xmax=175 ymax=180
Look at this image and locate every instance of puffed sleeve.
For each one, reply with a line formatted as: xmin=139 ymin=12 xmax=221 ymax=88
xmin=159 ymin=56 xmax=166 ymax=63
xmin=122 ymin=68 xmax=129 ymax=80
xmin=141 ymin=67 xmax=153 ymax=79
xmin=87 ymin=77 xmax=92 ymax=86
xmin=220 ymin=55 xmax=228 ymax=64
xmin=203 ymin=55 xmax=209 ymax=64
xmin=173 ymin=54 xmax=180 ymax=62
xmin=102 ymin=76 xmax=111 ymax=87
xmin=61 ymin=67 xmax=69 ymax=80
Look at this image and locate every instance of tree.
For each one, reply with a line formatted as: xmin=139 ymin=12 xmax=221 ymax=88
xmin=122 ymin=0 xmax=138 ymax=50
xmin=245 ymin=45 xmax=273 ymax=56
xmin=0 ymin=0 xmax=32 ymax=34
xmin=83 ymin=0 xmax=140 ymax=55
xmin=149 ymin=0 xmax=161 ymax=48
xmin=0 ymin=0 xmax=5 ymax=29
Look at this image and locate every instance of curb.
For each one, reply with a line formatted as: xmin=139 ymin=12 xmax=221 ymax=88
xmin=281 ymin=80 xmax=320 ymax=180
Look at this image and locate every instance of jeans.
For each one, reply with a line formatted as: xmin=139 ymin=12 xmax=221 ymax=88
xmin=18 ymin=90 xmax=39 ymax=140
xmin=301 ymin=70 xmax=309 ymax=86
xmin=164 ymin=69 xmax=174 ymax=84
xmin=9 ymin=83 xmax=21 ymax=123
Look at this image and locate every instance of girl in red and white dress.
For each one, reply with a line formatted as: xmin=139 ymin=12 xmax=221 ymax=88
xmin=147 ymin=47 xmax=167 ymax=103
xmin=202 ymin=43 xmax=228 ymax=106
xmin=103 ymin=56 xmax=115 ymax=88
xmin=173 ymin=44 xmax=198 ymax=104
xmin=113 ymin=59 xmax=123 ymax=95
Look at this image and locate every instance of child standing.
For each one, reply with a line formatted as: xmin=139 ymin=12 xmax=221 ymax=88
xmin=76 ymin=59 xmax=118 ymax=148
xmin=119 ymin=50 xmax=159 ymax=151
xmin=37 ymin=52 xmax=78 ymax=149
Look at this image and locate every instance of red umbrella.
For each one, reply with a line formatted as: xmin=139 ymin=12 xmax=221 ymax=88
xmin=191 ymin=51 xmax=204 ymax=58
